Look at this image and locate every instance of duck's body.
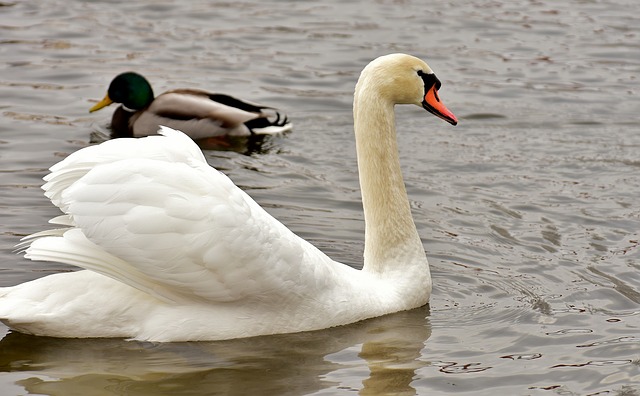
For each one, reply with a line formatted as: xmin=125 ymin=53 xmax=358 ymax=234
xmin=89 ymin=72 xmax=291 ymax=139
xmin=1 ymin=54 xmax=457 ymax=342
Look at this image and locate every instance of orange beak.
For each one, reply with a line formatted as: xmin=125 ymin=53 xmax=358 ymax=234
xmin=422 ymin=85 xmax=458 ymax=126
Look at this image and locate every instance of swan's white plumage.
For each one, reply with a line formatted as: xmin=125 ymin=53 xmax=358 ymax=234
xmin=0 ymin=54 xmax=457 ymax=341
xmin=4 ymin=129 xmax=387 ymax=341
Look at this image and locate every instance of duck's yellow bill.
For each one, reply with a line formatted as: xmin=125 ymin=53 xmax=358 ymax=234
xmin=89 ymin=94 xmax=113 ymax=113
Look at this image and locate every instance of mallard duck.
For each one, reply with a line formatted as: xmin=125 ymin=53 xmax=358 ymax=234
xmin=89 ymin=72 xmax=292 ymax=139
xmin=1 ymin=54 xmax=457 ymax=342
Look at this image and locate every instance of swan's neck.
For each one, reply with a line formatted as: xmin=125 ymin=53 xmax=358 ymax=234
xmin=354 ymin=92 xmax=428 ymax=275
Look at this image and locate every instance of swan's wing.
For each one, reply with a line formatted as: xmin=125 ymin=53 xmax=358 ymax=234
xmin=27 ymin=128 xmax=338 ymax=303
xmin=44 ymin=127 xmax=206 ymax=209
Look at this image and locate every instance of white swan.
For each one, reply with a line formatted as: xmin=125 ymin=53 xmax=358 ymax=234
xmin=0 ymin=54 xmax=457 ymax=342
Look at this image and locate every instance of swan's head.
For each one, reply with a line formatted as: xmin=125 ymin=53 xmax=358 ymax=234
xmin=356 ymin=53 xmax=458 ymax=125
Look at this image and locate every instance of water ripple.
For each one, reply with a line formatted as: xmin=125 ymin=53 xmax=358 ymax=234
xmin=1 ymin=0 xmax=640 ymax=394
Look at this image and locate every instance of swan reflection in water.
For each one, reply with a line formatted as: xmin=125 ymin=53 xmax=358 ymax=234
xmin=0 ymin=306 xmax=430 ymax=395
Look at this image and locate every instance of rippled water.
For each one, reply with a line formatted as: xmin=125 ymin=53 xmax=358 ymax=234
xmin=1 ymin=0 xmax=640 ymax=394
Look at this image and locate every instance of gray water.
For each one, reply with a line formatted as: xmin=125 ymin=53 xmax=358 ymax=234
xmin=1 ymin=0 xmax=640 ymax=394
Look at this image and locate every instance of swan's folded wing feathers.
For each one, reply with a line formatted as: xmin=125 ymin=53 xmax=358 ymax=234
xmin=25 ymin=229 xmax=180 ymax=303
xmin=55 ymin=155 xmax=324 ymax=303
xmin=43 ymin=127 xmax=206 ymax=210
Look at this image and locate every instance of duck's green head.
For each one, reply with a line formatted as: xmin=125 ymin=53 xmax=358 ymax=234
xmin=89 ymin=72 xmax=154 ymax=112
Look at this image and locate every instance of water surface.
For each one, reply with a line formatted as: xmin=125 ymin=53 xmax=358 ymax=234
xmin=1 ymin=0 xmax=639 ymax=394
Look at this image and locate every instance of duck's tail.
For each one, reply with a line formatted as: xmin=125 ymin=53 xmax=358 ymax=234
xmin=245 ymin=111 xmax=292 ymax=135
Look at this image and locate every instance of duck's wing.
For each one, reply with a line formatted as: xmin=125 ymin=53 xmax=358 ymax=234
xmin=170 ymin=89 xmax=273 ymax=113
xmin=26 ymin=127 xmax=340 ymax=304
xmin=131 ymin=90 xmax=291 ymax=138
xmin=202 ymin=92 xmax=292 ymax=135
xmin=153 ymin=90 xmax=263 ymax=126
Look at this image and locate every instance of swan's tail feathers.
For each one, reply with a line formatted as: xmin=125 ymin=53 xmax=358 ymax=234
xmin=245 ymin=111 xmax=293 ymax=135
xmin=23 ymin=229 xmax=178 ymax=304
xmin=14 ymin=228 xmax=69 ymax=254
xmin=48 ymin=214 xmax=75 ymax=227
